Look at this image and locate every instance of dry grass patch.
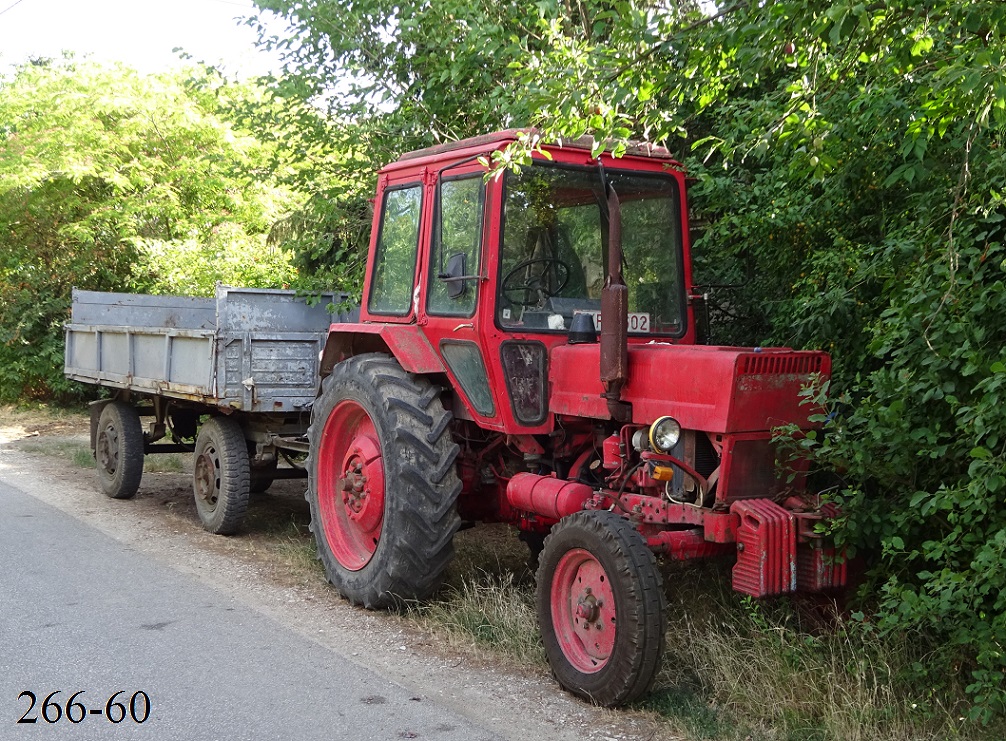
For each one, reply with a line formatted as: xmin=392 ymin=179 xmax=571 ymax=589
xmin=0 ymin=403 xmax=87 ymax=444
xmin=646 ymin=559 xmax=1000 ymax=741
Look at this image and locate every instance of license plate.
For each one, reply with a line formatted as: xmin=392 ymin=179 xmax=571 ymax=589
xmin=576 ymin=311 xmax=651 ymax=333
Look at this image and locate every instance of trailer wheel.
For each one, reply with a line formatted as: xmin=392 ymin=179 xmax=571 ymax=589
xmin=95 ymin=401 xmax=145 ymax=499
xmin=249 ymin=458 xmax=277 ymax=494
xmin=536 ymin=510 xmax=666 ymax=707
xmin=308 ymin=353 xmax=461 ymax=609
xmin=193 ymin=417 xmax=250 ymax=535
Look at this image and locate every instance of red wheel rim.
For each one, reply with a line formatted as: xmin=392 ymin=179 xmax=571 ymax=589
xmin=550 ymin=548 xmax=616 ymax=673
xmin=317 ymin=400 xmax=386 ymax=571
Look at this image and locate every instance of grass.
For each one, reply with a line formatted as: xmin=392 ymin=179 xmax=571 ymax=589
xmin=409 ymin=569 xmax=546 ymax=665
xmin=145 ymin=454 xmax=186 ymax=473
xmin=263 ymin=518 xmax=325 ymax=580
xmin=647 ymin=567 xmax=982 ymax=741
xmin=16 ymin=437 xmax=94 ymax=467
xmin=14 ymin=433 xmax=185 ymax=474
xmin=0 ymin=401 xmax=83 ymax=425
xmin=409 ymin=539 xmax=1003 ymax=741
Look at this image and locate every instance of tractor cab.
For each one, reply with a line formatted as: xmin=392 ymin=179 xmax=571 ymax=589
xmin=347 ymin=129 xmax=692 ymax=434
xmin=494 ymin=162 xmax=686 ymax=337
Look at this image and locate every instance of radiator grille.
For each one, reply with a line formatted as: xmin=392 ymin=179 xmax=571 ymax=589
xmin=739 ymin=353 xmax=824 ymax=376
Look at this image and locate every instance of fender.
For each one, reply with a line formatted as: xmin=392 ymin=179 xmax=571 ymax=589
xmin=319 ymin=323 xmax=446 ymax=378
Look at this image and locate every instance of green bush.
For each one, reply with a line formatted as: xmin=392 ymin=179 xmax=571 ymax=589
xmin=0 ymin=59 xmax=301 ymax=401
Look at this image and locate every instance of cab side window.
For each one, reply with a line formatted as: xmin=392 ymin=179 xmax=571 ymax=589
xmin=369 ymin=184 xmax=423 ymax=316
xmin=428 ymin=176 xmax=485 ymax=316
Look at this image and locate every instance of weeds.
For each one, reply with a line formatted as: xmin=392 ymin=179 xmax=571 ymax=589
xmin=270 ymin=519 xmax=325 ymax=579
xmin=415 ymin=543 xmax=1001 ymax=741
xmin=145 ymin=454 xmax=186 ymax=473
xmin=646 ymin=559 xmax=998 ymax=741
xmin=409 ymin=569 xmax=545 ymax=665
xmin=406 ymin=527 xmax=544 ymax=665
xmin=16 ymin=437 xmax=92 ymax=467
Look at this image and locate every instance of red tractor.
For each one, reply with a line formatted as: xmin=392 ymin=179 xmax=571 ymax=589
xmin=308 ymin=129 xmax=844 ymax=706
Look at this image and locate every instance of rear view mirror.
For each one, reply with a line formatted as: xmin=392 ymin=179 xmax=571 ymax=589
xmin=442 ymin=252 xmax=467 ymax=300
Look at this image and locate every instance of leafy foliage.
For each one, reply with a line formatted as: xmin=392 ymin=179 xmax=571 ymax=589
xmin=243 ymin=0 xmax=638 ymax=294
xmin=0 ymin=58 xmax=299 ymax=401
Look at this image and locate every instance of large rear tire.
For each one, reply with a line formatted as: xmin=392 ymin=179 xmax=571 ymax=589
xmin=95 ymin=401 xmax=145 ymax=499
xmin=536 ymin=510 xmax=666 ymax=707
xmin=307 ymin=353 xmax=461 ymax=609
xmin=192 ymin=416 xmax=250 ymax=535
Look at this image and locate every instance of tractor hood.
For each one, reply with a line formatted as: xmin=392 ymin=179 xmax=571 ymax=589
xmin=549 ymin=343 xmax=830 ymax=433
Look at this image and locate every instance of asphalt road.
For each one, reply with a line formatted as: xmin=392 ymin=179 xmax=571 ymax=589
xmin=0 ymin=479 xmax=500 ymax=741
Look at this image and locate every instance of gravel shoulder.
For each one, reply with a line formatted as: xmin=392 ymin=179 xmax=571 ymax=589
xmin=0 ymin=415 xmax=679 ymax=741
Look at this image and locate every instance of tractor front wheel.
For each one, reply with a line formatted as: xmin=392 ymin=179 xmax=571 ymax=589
xmin=536 ymin=510 xmax=666 ymax=707
xmin=307 ymin=353 xmax=461 ymax=609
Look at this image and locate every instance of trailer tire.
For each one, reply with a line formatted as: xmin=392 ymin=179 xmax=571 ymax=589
xmin=249 ymin=458 xmax=277 ymax=494
xmin=95 ymin=401 xmax=145 ymax=500
xmin=193 ymin=416 xmax=250 ymax=535
xmin=536 ymin=510 xmax=666 ymax=707
xmin=307 ymin=353 xmax=461 ymax=609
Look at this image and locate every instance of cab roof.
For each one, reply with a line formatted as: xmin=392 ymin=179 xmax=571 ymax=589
xmin=388 ymin=128 xmax=678 ymax=172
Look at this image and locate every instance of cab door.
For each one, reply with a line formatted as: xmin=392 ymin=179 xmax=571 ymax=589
xmin=420 ymin=172 xmax=502 ymax=428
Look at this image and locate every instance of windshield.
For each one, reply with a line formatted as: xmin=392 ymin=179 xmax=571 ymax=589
xmin=497 ymin=163 xmax=686 ymax=336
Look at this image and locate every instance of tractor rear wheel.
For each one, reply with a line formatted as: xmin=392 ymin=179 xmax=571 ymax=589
xmin=95 ymin=401 xmax=145 ymax=499
xmin=536 ymin=510 xmax=666 ymax=707
xmin=307 ymin=353 xmax=461 ymax=609
xmin=192 ymin=416 xmax=250 ymax=535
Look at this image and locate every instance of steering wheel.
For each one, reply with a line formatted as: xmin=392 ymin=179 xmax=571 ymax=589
xmin=500 ymin=257 xmax=572 ymax=308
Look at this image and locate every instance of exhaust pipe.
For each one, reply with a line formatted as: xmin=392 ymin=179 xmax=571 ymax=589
xmin=600 ymin=183 xmax=631 ymax=422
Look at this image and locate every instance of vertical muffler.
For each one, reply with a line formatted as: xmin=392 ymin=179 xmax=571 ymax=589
xmin=600 ymin=183 xmax=630 ymax=422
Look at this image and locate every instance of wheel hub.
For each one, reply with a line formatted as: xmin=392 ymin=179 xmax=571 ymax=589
xmin=317 ymin=400 xmax=387 ymax=571
xmin=551 ymin=548 xmax=617 ymax=672
xmin=97 ymin=424 xmax=118 ymax=474
xmin=339 ymin=438 xmax=384 ymax=533
xmin=575 ymin=589 xmax=602 ymax=624
xmin=194 ymin=450 xmax=219 ymax=505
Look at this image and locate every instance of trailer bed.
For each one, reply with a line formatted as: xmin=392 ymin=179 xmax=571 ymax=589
xmin=65 ymin=286 xmax=346 ymax=412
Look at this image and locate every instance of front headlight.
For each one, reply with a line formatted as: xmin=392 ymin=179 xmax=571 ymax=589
xmin=649 ymin=416 xmax=681 ymax=453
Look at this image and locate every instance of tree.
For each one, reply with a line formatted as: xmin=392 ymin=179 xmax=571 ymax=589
xmin=0 ymin=58 xmax=299 ymax=400
xmin=244 ymin=0 xmax=650 ymax=293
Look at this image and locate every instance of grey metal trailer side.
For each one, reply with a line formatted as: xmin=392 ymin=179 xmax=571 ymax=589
xmin=65 ymin=285 xmax=350 ymax=534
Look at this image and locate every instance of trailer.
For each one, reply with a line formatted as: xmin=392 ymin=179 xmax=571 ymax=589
xmin=65 ymin=285 xmax=352 ymax=534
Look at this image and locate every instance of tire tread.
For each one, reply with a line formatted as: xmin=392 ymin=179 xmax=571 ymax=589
xmin=307 ymin=353 xmax=461 ymax=609
xmin=536 ymin=510 xmax=666 ymax=707
xmin=193 ymin=416 xmax=250 ymax=535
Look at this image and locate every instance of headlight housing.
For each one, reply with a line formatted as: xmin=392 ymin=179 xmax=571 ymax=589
xmin=649 ymin=416 xmax=681 ymax=453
